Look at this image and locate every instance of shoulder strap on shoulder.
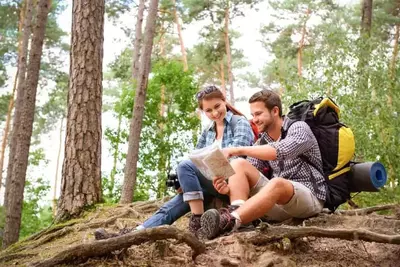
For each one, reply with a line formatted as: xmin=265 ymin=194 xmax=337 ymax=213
xmin=281 ymin=117 xmax=296 ymax=139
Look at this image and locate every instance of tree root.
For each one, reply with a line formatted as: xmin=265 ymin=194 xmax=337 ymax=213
xmin=0 ymin=252 xmax=38 ymax=263
xmin=29 ymin=226 xmax=206 ymax=267
xmin=76 ymin=208 xmax=139 ymax=231
xmin=245 ymin=225 xmax=400 ymax=246
xmin=333 ymin=204 xmax=399 ymax=216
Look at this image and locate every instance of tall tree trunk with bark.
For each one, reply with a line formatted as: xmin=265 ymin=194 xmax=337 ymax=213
xmin=172 ymin=0 xmax=188 ymax=71
xmin=3 ymin=0 xmax=34 ymax=209
xmin=2 ymin=0 xmax=50 ymax=248
xmin=0 ymin=0 xmax=27 ymax=191
xmin=357 ymin=0 xmax=373 ymax=96
xmin=132 ymin=0 xmax=145 ymax=81
xmin=52 ymin=117 xmax=64 ymax=215
xmin=57 ymin=0 xmax=105 ymax=221
xmin=297 ymin=9 xmax=310 ymax=79
xmin=120 ymin=0 xmax=159 ymax=204
xmin=224 ymin=4 xmax=234 ymax=105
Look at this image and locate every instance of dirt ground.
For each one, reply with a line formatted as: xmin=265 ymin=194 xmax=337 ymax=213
xmin=1 ymin=201 xmax=399 ymax=267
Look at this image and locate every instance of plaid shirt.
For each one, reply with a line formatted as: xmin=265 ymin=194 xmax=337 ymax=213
xmin=196 ymin=111 xmax=254 ymax=151
xmin=248 ymin=117 xmax=327 ymax=201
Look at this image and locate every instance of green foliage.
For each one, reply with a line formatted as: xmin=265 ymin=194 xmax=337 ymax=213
xmin=0 ymin=93 xmax=11 ymax=122
xmin=20 ymin=177 xmax=52 ymax=239
xmin=103 ymin=51 xmax=200 ymax=200
xmin=257 ymin=0 xmax=400 ymax=204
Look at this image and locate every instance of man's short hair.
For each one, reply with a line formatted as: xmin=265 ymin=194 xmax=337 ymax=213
xmin=249 ymin=89 xmax=282 ymax=117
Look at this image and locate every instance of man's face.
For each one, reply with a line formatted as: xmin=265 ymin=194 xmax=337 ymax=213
xmin=250 ymin=101 xmax=276 ymax=132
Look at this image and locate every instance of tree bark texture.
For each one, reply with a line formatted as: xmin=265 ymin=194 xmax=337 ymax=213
xmin=297 ymin=9 xmax=310 ymax=79
xmin=172 ymin=0 xmax=188 ymax=71
xmin=2 ymin=0 xmax=50 ymax=248
xmin=120 ymin=0 xmax=159 ymax=203
xmin=0 ymin=0 xmax=27 ymax=191
xmin=3 ymin=0 xmax=34 ymax=209
xmin=131 ymin=0 xmax=145 ymax=81
xmin=57 ymin=0 xmax=104 ymax=220
xmin=219 ymin=60 xmax=226 ymax=96
xmin=224 ymin=5 xmax=234 ymax=105
xmin=361 ymin=0 xmax=373 ymax=37
xmin=29 ymin=226 xmax=206 ymax=267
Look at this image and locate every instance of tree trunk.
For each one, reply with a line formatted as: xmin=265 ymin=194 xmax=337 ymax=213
xmin=224 ymin=5 xmax=234 ymax=105
xmin=219 ymin=60 xmax=226 ymax=96
xmin=57 ymin=0 xmax=104 ymax=221
xmin=120 ymin=0 xmax=159 ymax=204
xmin=0 ymin=0 xmax=27 ymax=191
xmin=132 ymin=0 xmax=145 ymax=81
xmin=2 ymin=0 xmax=50 ymax=248
xmin=52 ymin=117 xmax=64 ymax=216
xmin=297 ymin=9 xmax=311 ymax=79
xmin=3 ymin=0 xmax=34 ymax=210
xmin=172 ymin=0 xmax=188 ymax=71
xmin=361 ymin=0 xmax=373 ymax=37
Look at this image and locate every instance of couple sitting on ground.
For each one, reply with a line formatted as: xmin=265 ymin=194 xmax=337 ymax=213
xmin=95 ymin=86 xmax=327 ymax=240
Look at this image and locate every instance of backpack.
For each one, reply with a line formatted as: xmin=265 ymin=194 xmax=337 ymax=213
xmin=283 ymin=97 xmax=355 ymax=211
xmin=231 ymin=115 xmax=259 ymax=142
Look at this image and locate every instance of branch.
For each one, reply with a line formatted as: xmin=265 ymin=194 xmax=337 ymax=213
xmin=29 ymin=226 xmax=206 ymax=267
xmin=246 ymin=225 xmax=400 ymax=246
xmin=333 ymin=204 xmax=399 ymax=216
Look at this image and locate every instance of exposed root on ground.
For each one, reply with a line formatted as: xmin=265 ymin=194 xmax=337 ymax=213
xmin=332 ymin=204 xmax=399 ymax=216
xmin=29 ymin=226 xmax=205 ymax=267
xmin=244 ymin=224 xmax=400 ymax=246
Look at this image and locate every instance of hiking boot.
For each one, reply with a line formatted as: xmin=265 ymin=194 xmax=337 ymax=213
xmin=200 ymin=208 xmax=236 ymax=239
xmin=188 ymin=214 xmax=202 ymax=236
xmin=94 ymin=228 xmax=119 ymax=240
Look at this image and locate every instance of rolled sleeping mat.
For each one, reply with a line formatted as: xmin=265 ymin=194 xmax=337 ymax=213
xmin=349 ymin=162 xmax=387 ymax=192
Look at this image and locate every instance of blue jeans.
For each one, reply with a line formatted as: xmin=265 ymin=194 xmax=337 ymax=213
xmin=142 ymin=159 xmax=228 ymax=228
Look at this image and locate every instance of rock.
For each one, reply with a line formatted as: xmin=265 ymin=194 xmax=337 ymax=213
xmin=256 ymin=251 xmax=297 ymax=267
xmin=220 ymin=257 xmax=241 ymax=266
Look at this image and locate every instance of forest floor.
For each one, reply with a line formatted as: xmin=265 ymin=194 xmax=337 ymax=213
xmin=0 ymin=200 xmax=399 ymax=267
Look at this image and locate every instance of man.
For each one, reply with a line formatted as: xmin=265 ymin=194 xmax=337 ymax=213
xmin=200 ymin=89 xmax=327 ymax=239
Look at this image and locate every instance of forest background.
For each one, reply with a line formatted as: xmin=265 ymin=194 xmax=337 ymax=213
xmin=0 ymin=0 xmax=399 ymax=247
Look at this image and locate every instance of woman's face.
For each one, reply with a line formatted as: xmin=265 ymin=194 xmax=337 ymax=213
xmin=201 ymin=97 xmax=227 ymax=124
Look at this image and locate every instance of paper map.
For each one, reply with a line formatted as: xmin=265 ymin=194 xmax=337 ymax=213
xmin=188 ymin=142 xmax=235 ymax=180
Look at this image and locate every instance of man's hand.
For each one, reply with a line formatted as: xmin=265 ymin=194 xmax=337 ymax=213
xmin=176 ymin=187 xmax=183 ymax=194
xmin=213 ymin=176 xmax=230 ymax=195
xmin=222 ymin=147 xmax=238 ymax=159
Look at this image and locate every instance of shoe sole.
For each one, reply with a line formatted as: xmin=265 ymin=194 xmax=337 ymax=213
xmin=201 ymin=209 xmax=220 ymax=240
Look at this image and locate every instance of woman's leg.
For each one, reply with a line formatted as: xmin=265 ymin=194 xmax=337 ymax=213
xmin=141 ymin=194 xmax=190 ymax=228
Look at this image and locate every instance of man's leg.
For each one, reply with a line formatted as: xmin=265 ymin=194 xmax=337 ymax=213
xmin=234 ymin=178 xmax=294 ymax=224
xmin=228 ymin=158 xmax=264 ymax=203
xmin=201 ymin=177 xmax=294 ymax=239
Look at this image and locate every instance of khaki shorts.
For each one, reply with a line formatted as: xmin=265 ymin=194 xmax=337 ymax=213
xmin=249 ymin=172 xmax=324 ymax=222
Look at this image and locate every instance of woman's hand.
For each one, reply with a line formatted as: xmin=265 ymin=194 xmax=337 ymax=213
xmin=213 ymin=176 xmax=230 ymax=195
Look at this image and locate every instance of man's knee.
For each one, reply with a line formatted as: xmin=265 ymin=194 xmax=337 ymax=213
xmin=267 ymin=178 xmax=294 ymax=205
xmin=231 ymin=158 xmax=251 ymax=170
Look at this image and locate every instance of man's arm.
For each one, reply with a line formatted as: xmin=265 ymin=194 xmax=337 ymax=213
xmin=225 ymin=145 xmax=277 ymax=161
xmin=224 ymin=121 xmax=315 ymax=161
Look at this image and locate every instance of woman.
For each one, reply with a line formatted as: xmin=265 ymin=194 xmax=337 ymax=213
xmin=95 ymin=86 xmax=254 ymax=239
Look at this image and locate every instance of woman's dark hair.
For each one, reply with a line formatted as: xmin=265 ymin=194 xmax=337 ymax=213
xmin=248 ymin=89 xmax=282 ymax=117
xmin=196 ymin=85 xmax=245 ymax=116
